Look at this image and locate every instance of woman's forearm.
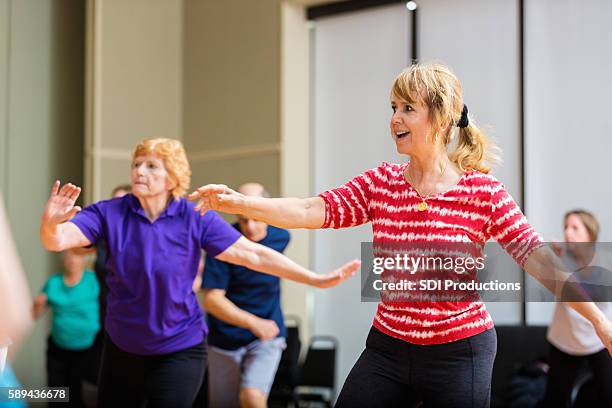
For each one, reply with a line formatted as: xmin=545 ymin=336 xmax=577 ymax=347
xmin=203 ymin=290 xmax=258 ymax=330
xmin=246 ymin=241 xmax=315 ymax=284
xmin=216 ymin=237 xmax=318 ymax=286
xmin=40 ymin=220 xmax=63 ymax=251
xmin=566 ymin=301 xmax=607 ymax=327
xmin=216 ymin=237 xmax=357 ymax=289
xmin=250 ymin=244 xmax=317 ymax=284
xmin=524 ymin=246 xmax=603 ymax=324
xmin=523 ymin=246 xmax=566 ymax=296
xmin=190 ymin=184 xmax=327 ymax=229
xmin=242 ymin=196 xmax=325 ymax=229
xmin=40 ymin=221 xmax=90 ymax=252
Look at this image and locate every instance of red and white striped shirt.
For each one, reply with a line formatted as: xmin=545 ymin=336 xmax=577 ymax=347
xmin=319 ymin=162 xmax=543 ymax=345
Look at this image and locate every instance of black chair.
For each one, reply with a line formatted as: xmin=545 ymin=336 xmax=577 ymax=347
xmin=295 ymin=336 xmax=338 ymax=408
xmin=492 ymin=325 xmax=549 ymax=408
xmin=269 ymin=316 xmax=302 ymax=408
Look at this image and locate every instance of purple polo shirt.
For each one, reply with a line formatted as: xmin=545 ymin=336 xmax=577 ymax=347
xmin=70 ymin=194 xmax=241 ymax=355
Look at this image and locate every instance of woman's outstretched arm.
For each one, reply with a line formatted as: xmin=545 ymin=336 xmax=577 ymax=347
xmin=524 ymin=246 xmax=612 ymax=355
xmin=215 ymin=236 xmax=359 ymax=288
xmin=188 ymin=184 xmax=325 ymax=229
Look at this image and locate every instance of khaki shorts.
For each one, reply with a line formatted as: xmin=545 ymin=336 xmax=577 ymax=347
xmin=208 ymin=337 xmax=286 ymax=406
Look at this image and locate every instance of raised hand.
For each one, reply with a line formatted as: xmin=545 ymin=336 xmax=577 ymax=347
xmin=42 ymin=181 xmax=82 ymax=226
xmin=247 ymin=316 xmax=280 ymax=341
xmin=312 ymin=259 xmax=361 ymax=289
xmin=187 ymin=184 xmax=245 ymax=216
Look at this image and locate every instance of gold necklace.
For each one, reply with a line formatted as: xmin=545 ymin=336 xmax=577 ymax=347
xmin=406 ymin=161 xmax=449 ymax=212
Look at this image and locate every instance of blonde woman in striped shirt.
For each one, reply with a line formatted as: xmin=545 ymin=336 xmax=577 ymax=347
xmin=189 ymin=63 xmax=612 ymax=408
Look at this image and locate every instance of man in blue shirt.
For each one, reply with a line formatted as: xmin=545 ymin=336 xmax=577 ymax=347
xmin=203 ymin=183 xmax=290 ymax=408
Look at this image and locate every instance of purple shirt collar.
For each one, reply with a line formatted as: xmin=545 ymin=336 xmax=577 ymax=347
xmin=126 ymin=194 xmax=181 ymax=220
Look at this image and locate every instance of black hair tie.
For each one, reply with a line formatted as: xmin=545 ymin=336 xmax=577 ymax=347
xmin=457 ymin=104 xmax=469 ymax=128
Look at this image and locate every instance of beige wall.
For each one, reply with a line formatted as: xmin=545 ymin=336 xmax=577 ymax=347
xmin=0 ymin=0 xmax=85 ymax=387
xmin=184 ymin=0 xmax=313 ymax=343
xmin=280 ymin=1 xmax=313 ymax=344
xmin=0 ymin=1 xmax=7 ymax=192
xmin=183 ymin=0 xmax=281 ymax=189
xmin=86 ymin=0 xmax=183 ymax=202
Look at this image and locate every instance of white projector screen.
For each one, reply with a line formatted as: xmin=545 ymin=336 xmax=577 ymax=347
xmin=524 ymin=0 xmax=612 ymax=324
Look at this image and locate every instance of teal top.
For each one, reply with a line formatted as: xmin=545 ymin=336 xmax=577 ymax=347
xmin=0 ymin=363 xmax=27 ymax=407
xmin=42 ymin=270 xmax=100 ymax=350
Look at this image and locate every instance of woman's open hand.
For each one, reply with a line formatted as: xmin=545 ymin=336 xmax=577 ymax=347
xmin=311 ymin=259 xmax=361 ymax=289
xmin=42 ymin=181 xmax=82 ymax=226
xmin=188 ymin=184 xmax=245 ymax=216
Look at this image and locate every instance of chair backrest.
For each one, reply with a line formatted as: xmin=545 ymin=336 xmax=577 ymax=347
xmin=492 ymin=325 xmax=549 ymax=403
xmin=298 ymin=336 xmax=338 ymax=389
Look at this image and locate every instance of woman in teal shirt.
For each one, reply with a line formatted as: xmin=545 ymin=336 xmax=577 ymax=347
xmin=33 ymin=248 xmax=100 ymax=407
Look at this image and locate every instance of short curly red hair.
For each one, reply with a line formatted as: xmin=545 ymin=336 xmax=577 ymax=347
xmin=132 ymin=138 xmax=191 ymax=199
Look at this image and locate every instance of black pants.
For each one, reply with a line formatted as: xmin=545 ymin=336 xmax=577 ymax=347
xmin=542 ymin=343 xmax=612 ymax=408
xmin=335 ymin=326 xmax=497 ymax=408
xmin=97 ymin=333 xmax=207 ymax=408
xmin=47 ymin=336 xmax=91 ymax=408
xmin=83 ymin=330 xmax=104 ymax=384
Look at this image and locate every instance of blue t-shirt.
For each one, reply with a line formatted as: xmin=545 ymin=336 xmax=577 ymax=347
xmin=42 ymin=270 xmax=100 ymax=350
xmin=202 ymin=224 xmax=290 ymax=350
xmin=70 ymin=194 xmax=241 ymax=355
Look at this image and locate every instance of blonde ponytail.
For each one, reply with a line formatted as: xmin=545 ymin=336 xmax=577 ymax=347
xmin=449 ymin=121 xmax=499 ymax=174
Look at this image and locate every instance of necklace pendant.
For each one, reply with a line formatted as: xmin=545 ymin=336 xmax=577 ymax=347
xmin=417 ymin=201 xmax=428 ymax=211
